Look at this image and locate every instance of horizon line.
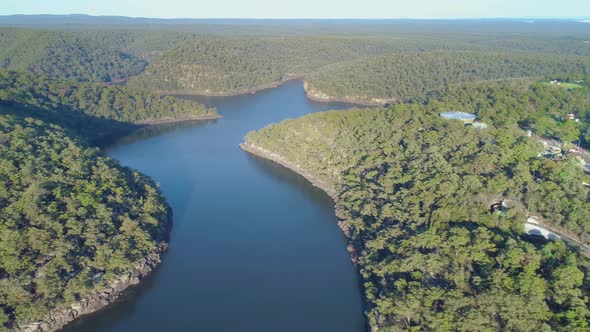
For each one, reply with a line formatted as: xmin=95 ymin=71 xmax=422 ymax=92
xmin=1 ymin=13 xmax=590 ymax=21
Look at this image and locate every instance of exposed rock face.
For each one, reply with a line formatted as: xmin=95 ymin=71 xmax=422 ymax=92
xmin=303 ymin=80 xmax=392 ymax=106
xmin=17 ymin=243 xmax=167 ymax=332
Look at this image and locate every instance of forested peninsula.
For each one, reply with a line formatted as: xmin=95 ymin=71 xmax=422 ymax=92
xmin=0 ymin=70 xmax=218 ymax=145
xmin=244 ymin=81 xmax=590 ymax=331
xmin=304 ymin=51 xmax=590 ymax=105
xmin=0 ymin=69 xmax=216 ymax=331
xmin=126 ymin=32 xmax=590 ymax=102
xmin=129 ymin=37 xmax=590 ymax=101
xmin=126 ymin=37 xmax=422 ymax=95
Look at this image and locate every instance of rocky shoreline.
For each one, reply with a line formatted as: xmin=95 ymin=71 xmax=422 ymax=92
xmin=153 ymin=77 xmax=387 ymax=107
xmin=303 ymin=81 xmax=391 ymax=107
xmin=240 ymin=143 xmax=339 ymax=201
xmin=239 ymin=142 xmax=360 ymax=265
xmin=16 ymin=243 xmax=167 ymax=332
xmin=135 ymin=113 xmax=222 ymax=126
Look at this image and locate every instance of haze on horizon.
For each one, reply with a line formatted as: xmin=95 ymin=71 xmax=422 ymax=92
xmin=2 ymin=0 xmax=590 ymax=20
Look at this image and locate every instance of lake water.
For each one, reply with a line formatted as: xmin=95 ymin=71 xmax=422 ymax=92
xmin=63 ymin=80 xmax=366 ymax=332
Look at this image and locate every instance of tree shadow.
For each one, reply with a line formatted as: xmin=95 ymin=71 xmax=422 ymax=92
xmin=0 ymin=102 xmax=138 ymax=147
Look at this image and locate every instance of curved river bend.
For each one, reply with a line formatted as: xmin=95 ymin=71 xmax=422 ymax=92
xmin=63 ymin=80 xmax=365 ymax=332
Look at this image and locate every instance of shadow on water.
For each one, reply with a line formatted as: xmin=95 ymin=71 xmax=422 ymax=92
xmin=104 ymin=118 xmax=220 ymax=152
xmin=244 ymin=152 xmax=370 ymax=328
xmin=245 ymin=152 xmax=335 ymax=208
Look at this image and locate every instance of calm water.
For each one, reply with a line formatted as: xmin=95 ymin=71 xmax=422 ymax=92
xmin=63 ymin=80 xmax=365 ymax=332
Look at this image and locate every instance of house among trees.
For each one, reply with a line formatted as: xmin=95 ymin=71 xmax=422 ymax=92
xmin=440 ymin=111 xmax=476 ymax=123
xmin=440 ymin=111 xmax=487 ymax=129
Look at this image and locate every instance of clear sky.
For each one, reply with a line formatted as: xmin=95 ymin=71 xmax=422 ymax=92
xmin=2 ymin=0 xmax=589 ymax=19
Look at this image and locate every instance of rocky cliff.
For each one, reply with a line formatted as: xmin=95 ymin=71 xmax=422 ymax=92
xmin=17 ymin=243 xmax=167 ymax=332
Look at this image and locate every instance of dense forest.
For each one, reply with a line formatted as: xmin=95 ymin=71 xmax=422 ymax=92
xmin=245 ymin=82 xmax=590 ymax=330
xmin=1 ymin=25 xmax=589 ymax=100
xmin=0 ymin=19 xmax=589 ymax=331
xmin=128 ymin=37 xmax=469 ymax=94
xmin=0 ymin=112 xmax=171 ymax=330
xmin=0 ymin=69 xmax=217 ymax=144
xmin=131 ymin=36 xmax=590 ymax=97
xmin=421 ymin=79 xmax=590 ymax=149
xmin=305 ymin=51 xmax=590 ymax=104
xmin=0 ymin=27 xmax=207 ymax=82
xmin=0 ymin=67 xmax=215 ymax=329
xmin=0 ymin=29 xmax=148 ymax=82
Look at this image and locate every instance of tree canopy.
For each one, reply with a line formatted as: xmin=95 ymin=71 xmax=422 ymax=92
xmin=0 ymin=69 xmax=214 ymax=330
xmin=0 ymin=112 xmax=171 ymax=330
xmin=305 ymin=51 xmax=590 ymax=104
xmin=0 ymin=69 xmax=217 ymax=144
xmin=245 ymin=82 xmax=590 ymax=331
xmin=0 ymin=29 xmax=147 ymax=82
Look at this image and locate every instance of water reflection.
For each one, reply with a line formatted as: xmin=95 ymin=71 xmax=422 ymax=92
xmin=105 ymin=119 xmax=219 ymax=152
xmin=245 ymin=152 xmax=335 ymax=208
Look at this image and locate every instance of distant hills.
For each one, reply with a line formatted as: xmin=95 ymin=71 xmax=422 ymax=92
xmin=1 ymin=15 xmax=589 ymax=33
xmin=2 ymin=18 xmax=589 ymax=101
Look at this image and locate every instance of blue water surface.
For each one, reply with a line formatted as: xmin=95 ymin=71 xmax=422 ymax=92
xmin=63 ymin=80 xmax=365 ymax=332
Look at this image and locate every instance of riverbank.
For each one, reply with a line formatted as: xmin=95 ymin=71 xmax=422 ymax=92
xmin=240 ymin=142 xmax=361 ymax=264
xmin=240 ymin=142 xmax=338 ymax=201
xmin=154 ymin=76 xmax=304 ymax=97
xmin=154 ymin=77 xmax=384 ymax=107
xmin=17 ymin=243 xmax=168 ymax=332
xmin=97 ymin=113 xmax=222 ymax=148
xmin=240 ymin=141 xmax=366 ymax=328
xmin=13 ymin=121 xmax=184 ymax=332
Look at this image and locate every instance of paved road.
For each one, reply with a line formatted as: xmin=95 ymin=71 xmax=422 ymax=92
xmin=524 ymin=217 xmax=590 ymax=255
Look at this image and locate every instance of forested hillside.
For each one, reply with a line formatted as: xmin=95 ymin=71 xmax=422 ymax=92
xmin=68 ymin=30 xmax=198 ymax=62
xmin=131 ymin=37 xmax=590 ymax=98
xmin=1 ymin=25 xmax=589 ymax=99
xmin=0 ymin=70 xmax=217 ymax=144
xmin=469 ymin=36 xmax=590 ymax=57
xmin=0 ymin=67 xmax=218 ymax=330
xmin=0 ymin=112 xmax=171 ymax=330
xmin=244 ymin=84 xmax=590 ymax=330
xmin=128 ymin=37 xmax=475 ymax=94
xmin=423 ymin=79 xmax=590 ymax=148
xmin=0 ymin=28 xmax=149 ymax=82
xmin=305 ymin=51 xmax=590 ymax=104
